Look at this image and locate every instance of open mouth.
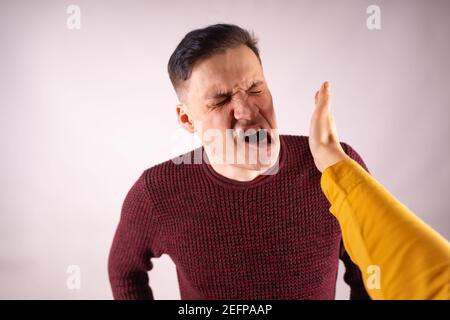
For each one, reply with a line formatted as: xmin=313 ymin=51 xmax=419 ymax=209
xmin=236 ymin=128 xmax=272 ymax=145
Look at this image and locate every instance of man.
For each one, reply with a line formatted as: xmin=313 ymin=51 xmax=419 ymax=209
xmin=108 ymin=24 xmax=370 ymax=299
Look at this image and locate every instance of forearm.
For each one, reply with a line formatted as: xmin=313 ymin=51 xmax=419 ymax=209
xmin=108 ymin=171 xmax=163 ymax=300
xmin=108 ymin=226 xmax=155 ymax=300
xmin=321 ymin=158 xmax=450 ymax=300
xmin=108 ymin=248 xmax=154 ymax=300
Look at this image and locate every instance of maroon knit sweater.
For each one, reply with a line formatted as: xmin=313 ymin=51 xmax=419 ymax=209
xmin=108 ymin=135 xmax=370 ymax=300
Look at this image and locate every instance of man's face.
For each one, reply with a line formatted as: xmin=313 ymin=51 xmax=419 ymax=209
xmin=177 ymin=44 xmax=279 ymax=170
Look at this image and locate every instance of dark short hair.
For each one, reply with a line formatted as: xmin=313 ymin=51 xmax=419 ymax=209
xmin=167 ymin=23 xmax=261 ymax=99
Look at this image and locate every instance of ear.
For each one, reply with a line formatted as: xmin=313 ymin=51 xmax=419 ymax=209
xmin=176 ymin=103 xmax=195 ymax=133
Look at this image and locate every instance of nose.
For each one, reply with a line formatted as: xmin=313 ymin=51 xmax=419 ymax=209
xmin=232 ymin=91 xmax=259 ymax=121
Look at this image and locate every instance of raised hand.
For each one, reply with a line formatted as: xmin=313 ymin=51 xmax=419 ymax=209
xmin=308 ymin=81 xmax=350 ymax=173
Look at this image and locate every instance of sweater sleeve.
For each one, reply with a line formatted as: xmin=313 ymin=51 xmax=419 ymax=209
xmin=108 ymin=170 xmax=163 ymax=300
xmin=337 ymin=142 xmax=371 ymax=300
xmin=321 ymin=158 xmax=450 ymax=299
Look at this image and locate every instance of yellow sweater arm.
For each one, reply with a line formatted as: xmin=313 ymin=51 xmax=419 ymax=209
xmin=321 ymin=158 xmax=450 ymax=300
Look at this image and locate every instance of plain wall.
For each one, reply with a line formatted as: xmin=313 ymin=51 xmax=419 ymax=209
xmin=0 ymin=0 xmax=449 ymax=299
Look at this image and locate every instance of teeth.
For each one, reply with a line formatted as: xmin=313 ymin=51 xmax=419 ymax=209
xmin=233 ymin=128 xmax=272 ymax=145
xmin=244 ymin=128 xmax=260 ymax=137
xmin=234 ymin=128 xmax=260 ymax=139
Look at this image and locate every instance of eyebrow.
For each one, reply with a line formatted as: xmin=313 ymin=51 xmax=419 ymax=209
xmin=205 ymin=80 xmax=264 ymax=100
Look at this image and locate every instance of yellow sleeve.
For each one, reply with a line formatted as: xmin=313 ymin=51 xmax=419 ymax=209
xmin=321 ymin=158 xmax=450 ymax=300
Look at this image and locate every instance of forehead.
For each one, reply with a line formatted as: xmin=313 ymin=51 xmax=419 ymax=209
xmin=187 ymin=45 xmax=263 ymax=99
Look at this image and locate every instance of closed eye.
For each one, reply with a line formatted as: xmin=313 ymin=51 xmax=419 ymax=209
xmin=214 ymin=97 xmax=231 ymax=107
xmin=247 ymin=82 xmax=264 ymax=95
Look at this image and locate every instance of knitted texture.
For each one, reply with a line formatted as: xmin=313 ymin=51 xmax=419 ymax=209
xmin=108 ymin=135 xmax=370 ymax=300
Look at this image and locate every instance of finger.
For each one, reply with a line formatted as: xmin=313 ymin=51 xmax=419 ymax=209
xmin=317 ymin=81 xmax=331 ymax=108
xmin=315 ymin=81 xmax=331 ymax=120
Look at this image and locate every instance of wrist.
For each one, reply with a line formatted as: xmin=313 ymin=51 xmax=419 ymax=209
xmin=315 ymin=148 xmax=350 ymax=173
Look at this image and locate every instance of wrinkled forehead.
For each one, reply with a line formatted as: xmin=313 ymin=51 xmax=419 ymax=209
xmin=187 ymin=46 xmax=263 ymax=99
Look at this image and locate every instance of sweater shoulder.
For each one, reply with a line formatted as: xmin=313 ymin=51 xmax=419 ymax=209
xmin=279 ymin=134 xmax=368 ymax=172
xmin=339 ymin=141 xmax=370 ymax=173
xmin=280 ymin=133 xmax=357 ymax=151
xmin=140 ymin=146 xmax=203 ymax=195
xmin=280 ymin=134 xmax=310 ymax=151
xmin=280 ymin=134 xmax=313 ymax=167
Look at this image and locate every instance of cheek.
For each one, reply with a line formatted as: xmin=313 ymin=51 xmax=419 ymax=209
xmin=256 ymin=94 xmax=273 ymax=111
xmin=250 ymin=90 xmax=271 ymax=108
xmin=206 ymin=112 xmax=232 ymax=131
xmin=253 ymin=93 xmax=274 ymax=115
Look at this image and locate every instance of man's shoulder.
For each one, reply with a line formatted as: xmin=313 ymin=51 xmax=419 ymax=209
xmin=280 ymin=134 xmax=368 ymax=171
xmin=280 ymin=134 xmax=311 ymax=162
xmin=139 ymin=146 xmax=204 ymax=192
xmin=280 ymin=134 xmax=309 ymax=149
xmin=280 ymin=133 xmax=354 ymax=151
